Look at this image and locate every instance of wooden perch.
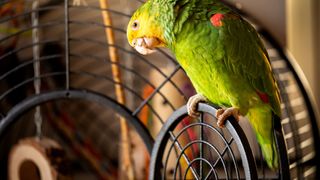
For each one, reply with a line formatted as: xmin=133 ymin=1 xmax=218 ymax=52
xmin=99 ymin=0 xmax=135 ymax=179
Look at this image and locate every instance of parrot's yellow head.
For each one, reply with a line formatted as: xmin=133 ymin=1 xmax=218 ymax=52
xmin=127 ymin=1 xmax=167 ymax=55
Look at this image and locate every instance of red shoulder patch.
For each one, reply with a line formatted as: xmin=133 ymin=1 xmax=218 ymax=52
xmin=256 ymin=91 xmax=269 ymax=104
xmin=210 ymin=13 xmax=224 ymax=27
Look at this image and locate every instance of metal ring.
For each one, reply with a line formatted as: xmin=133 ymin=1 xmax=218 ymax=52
xmin=149 ymin=103 xmax=257 ymax=180
xmin=0 ymin=89 xmax=154 ymax=154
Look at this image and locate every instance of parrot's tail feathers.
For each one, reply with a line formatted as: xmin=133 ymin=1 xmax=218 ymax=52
xmin=260 ymin=140 xmax=279 ymax=170
xmin=247 ymin=106 xmax=279 ymax=170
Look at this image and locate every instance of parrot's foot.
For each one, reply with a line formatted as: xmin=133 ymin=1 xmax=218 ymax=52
xmin=216 ymin=107 xmax=240 ymax=128
xmin=187 ymin=94 xmax=207 ymax=117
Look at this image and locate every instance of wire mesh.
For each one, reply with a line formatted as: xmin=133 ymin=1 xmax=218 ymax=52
xmin=149 ymin=103 xmax=257 ymax=179
xmin=0 ymin=0 xmax=318 ymax=179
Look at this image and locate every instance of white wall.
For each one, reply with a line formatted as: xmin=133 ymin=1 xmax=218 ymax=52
xmin=286 ymin=0 xmax=320 ymax=108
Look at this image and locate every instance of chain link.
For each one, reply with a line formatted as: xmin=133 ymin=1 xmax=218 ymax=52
xmin=32 ymin=0 xmax=42 ymax=140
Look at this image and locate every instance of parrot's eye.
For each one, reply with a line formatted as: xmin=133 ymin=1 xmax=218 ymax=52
xmin=132 ymin=20 xmax=139 ymax=30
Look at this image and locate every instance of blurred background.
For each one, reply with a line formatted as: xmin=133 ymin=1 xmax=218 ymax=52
xmin=0 ymin=0 xmax=319 ymax=179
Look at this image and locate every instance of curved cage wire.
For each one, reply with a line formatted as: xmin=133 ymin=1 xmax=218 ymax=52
xmin=149 ymin=104 xmax=289 ymax=180
xmin=150 ymin=103 xmax=258 ymax=180
xmin=0 ymin=0 xmax=319 ymax=179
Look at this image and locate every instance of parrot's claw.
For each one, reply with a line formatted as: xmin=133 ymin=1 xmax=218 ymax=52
xmin=216 ymin=107 xmax=240 ymax=128
xmin=187 ymin=94 xmax=207 ymax=118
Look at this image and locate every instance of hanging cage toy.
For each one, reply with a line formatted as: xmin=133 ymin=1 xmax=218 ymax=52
xmin=0 ymin=0 xmax=319 ymax=179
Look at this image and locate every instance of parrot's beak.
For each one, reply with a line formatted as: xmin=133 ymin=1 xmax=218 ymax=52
xmin=131 ymin=37 xmax=161 ymax=55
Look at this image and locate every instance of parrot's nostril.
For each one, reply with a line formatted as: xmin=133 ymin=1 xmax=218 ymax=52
xmin=132 ymin=40 xmax=137 ymax=46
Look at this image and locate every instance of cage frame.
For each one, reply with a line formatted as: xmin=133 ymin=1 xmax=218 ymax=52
xmin=0 ymin=0 xmax=318 ymax=179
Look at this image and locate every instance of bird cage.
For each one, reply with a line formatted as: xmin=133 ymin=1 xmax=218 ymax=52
xmin=0 ymin=0 xmax=319 ymax=179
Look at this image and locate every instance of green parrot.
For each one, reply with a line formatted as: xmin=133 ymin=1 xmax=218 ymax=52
xmin=127 ymin=0 xmax=281 ymax=169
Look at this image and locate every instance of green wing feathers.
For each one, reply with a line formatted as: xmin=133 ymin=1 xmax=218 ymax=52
xmin=221 ymin=14 xmax=281 ymax=117
xmin=220 ymin=12 xmax=280 ymax=169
